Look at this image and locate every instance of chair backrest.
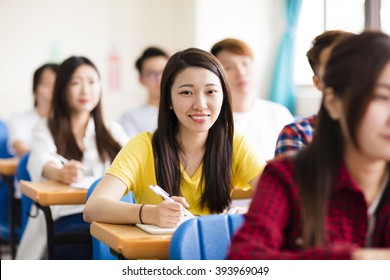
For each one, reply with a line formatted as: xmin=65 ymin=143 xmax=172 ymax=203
xmin=0 ymin=120 xmax=14 ymax=240
xmin=15 ymin=153 xmax=32 ymax=235
xmin=169 ymin=214 xmax=244 ymax=260
xmin=0 ymin=120 xmax=12 ymax=158
xmin=86 ymin=177 xmax=135 ymax=260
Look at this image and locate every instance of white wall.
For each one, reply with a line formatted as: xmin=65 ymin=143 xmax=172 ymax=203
xmin=0 ymin=0 xmax=315 ymax=122
xmin=194 ymin=0 xmax=285 ymax=100
xmin=0 ymin=0 xmax=197 ymax=121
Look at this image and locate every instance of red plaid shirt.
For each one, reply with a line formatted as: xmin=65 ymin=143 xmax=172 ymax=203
xmin=229 ymin=158 xmax=390 ymax=259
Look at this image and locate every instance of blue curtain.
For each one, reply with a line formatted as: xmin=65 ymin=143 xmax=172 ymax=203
xmin=269 ymin=0 xmax=302 ymax=114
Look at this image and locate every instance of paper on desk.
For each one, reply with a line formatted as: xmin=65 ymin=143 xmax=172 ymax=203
xmin=136 ymin=213 xmax=193 ymax=235
xmin=70 ymin=176 xmax=99 ymax=189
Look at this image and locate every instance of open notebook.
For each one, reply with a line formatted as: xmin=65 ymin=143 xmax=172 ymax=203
xmin=136 ymin=215 xmax=193 ymax=235
xmin=70 ymin=176 xmax=100 ymax=189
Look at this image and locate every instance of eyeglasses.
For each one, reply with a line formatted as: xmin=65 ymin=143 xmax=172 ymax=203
xmin=143 ymin=71 xmax=163 ymax=81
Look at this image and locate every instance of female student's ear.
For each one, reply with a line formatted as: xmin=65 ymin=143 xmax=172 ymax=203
xmin=323 ymin=87 xmax=343 ymax=120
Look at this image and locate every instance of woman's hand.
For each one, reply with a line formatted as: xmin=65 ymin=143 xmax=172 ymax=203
xmin=352 ymin=249 xmax=390 ymax=260
xmin=145 ymin=196 xmax=190 ymax=228
xmin=153 ymin=200 xmax=185 ymax=228
xmin=58 ymin=160 xmax=84 ymax=184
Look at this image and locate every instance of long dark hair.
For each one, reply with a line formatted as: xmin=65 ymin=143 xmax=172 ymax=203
xmin=48 ymin=56 xmax=121 ymax=162
xmin=294 ymin=31 xmax=390 ymax=248
xmin=152 ymin=48 xmax=234 ymax=213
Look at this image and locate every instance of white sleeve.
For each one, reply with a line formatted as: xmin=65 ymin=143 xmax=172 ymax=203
xmin=27 ymin=120 xmax=62 ymax=182
xmin=107 ymin=120 xmax=130 ymax=147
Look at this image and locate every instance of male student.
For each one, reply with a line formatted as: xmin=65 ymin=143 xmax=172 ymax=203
xmin=211 ymin=38 xmax=294 ymax=161
xmin=274 ymin=30 xmax=352 ymax=157
xmin=120 ymin=47 xmax=169 ymax=138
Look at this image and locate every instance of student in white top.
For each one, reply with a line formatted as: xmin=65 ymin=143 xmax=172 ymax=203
xmin=16 ymin=56 xmax=128 ymax=259
xmin=211 ymin=38 xmax=294 ymax=160
xmin=120 ymin=47 xmax=169 ymax=138
xmin=8 ymin=63 xmax=58 ymax=156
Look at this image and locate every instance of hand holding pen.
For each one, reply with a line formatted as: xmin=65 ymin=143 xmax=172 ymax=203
xmin=56 ymin=154 xmax=85 ymax=184
xmin=149 ymin=185 xmax=194 ymax=217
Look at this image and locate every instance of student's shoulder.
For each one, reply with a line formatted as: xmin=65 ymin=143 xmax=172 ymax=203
xmin=126 ymin=131 xmax=154 ymax=146
xmin=284 ymin=114 xmax=317 ymax=132
xmin=232 ymin=130 xmax=247 ymax=145
xmin=264 ymin=157 xmax=295 ymax=180
xmin=232 ymin=131 xmax=262 ymax=158
xmin=254 ymin=99 xmax=294 ymax=123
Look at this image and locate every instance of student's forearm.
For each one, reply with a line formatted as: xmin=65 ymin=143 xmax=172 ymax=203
xmin=12 ymin=141 xmax=30 ymax=157
xmin=42 ymin=162 xmax=62 ymax=181
xmin=84 ymin=197 xmax=157 ymax=225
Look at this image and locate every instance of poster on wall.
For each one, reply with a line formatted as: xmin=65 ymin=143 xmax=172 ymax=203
xmin=107 ymin=45 xmax=121 ymax=92
xmin=48 ymin=42 xmax=62 ymax=64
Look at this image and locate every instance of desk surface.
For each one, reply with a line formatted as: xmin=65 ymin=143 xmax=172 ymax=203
xmin=0 ymin=157 xmax=19 ymax=176
xmin=20 ymin=180 xmax=87 ymax=206
xmin=231 ymin=187 xmax=254 ymax=200
xmin=91 ymin=222 xmax=172 ymax=259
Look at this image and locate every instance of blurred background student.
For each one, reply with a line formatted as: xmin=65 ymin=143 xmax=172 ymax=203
xmin=211 ymin=38 xmax=294 ymax=161
xmin=119 ymin=47 xmax=169 ymax=138
xmin=229 ymin=31 xmax=390 ymax=260
xmin=84 ymin=48 xmax=265 ymax=227
xmin=16 ymin=56 xmax=128 ymax=259
xmin=275 ymin=30 xmax=352 ymax=158
xmin=7 ymin=63 xmax=58 ymax=157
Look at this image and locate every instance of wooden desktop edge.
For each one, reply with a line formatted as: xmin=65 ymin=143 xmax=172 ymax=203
xmin=19 ymin=180 xmax=87 ymax=206
xmin=231 ymin=187 xmax=254 ymax=200
xmin=90 ymin=221 xmax=172 ymax=259
xmin=0 ymin=157 xmax=19 ymax=176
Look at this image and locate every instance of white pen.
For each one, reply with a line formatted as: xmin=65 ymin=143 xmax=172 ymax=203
xmin=149 ymin=185 xmax=194 ymax=217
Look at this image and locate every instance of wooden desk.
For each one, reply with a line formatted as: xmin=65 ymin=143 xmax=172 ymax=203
xmin=231 ymin=187 xmax=254 ymax=200
xmin=0 ymin=157 xmax=19 ymax=259
xmin=0 ymin=157 xmax=19 ymax=176
xmin=20 ymin=180 xmax=88 ymax=259
xmin=91 ymin=222 xmax=172 ymax=259
xmin=20 ymin=180 xmax=87 ymax=206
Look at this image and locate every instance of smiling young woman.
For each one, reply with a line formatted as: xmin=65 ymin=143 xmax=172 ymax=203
xmin=84 ymin=48 xmax=266 ymax=227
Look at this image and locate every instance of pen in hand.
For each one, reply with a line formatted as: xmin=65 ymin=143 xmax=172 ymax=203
xmin=54 ymin=154 xmax=84 ymax=184
xmin=149 ymin=185 xmax=194 ymax=217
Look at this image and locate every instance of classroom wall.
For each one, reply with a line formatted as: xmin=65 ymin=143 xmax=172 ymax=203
xmin=0 ymin=0 xmax=194 ymax=121
xmin=0 ymin=0 xmax=316 ymax=122
xmin=194 ymin=0 xmax=285 ymax=100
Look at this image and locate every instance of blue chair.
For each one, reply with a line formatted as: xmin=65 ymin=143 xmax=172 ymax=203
xmin=86 ymin=178 xmax=135 ymax=260
xmin=169 ymin=214 xmax=244 ymax=260
xmin=0 ymin=120 xmax=12 ymax=159
xmin=15 ymin=153 xmax=32 ymax=236
xmin=0 ymin=120 xmax=15 ymax=258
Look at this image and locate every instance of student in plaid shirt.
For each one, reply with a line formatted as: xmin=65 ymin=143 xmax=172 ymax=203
xmin=275 ymin=30 xmax=351 ymax=158
xmin=229 ymin=31 xmax=390 ymax=260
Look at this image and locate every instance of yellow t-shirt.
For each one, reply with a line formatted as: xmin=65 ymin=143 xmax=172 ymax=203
xmin=107 ymin=132 xmax=265 ymax=215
